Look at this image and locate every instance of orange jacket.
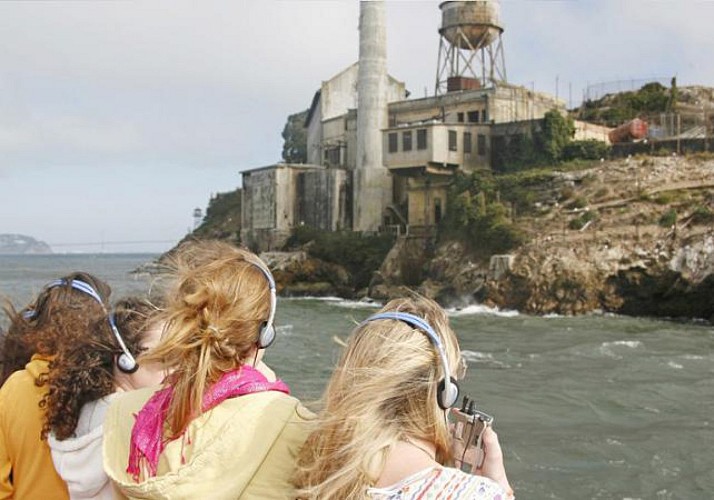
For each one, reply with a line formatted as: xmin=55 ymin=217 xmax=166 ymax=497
xmin=0 ymin=355 xmax=69 ymax=499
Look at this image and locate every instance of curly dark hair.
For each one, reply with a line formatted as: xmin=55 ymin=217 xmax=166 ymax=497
xmin=42 ymin=297 xmax=159 ymax=440
xmin=0 ymin=272 xmax=111 ymax=386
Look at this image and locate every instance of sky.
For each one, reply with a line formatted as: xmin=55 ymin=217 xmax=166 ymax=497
xmin=1 ymin=0 xmax=713 ymax=253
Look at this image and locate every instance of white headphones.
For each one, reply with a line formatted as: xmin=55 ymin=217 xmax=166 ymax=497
xmin=362 ymin=311 xmax=460 ymax=410
xmin=246 ymin=257 xmax=277 ymax=349
xmin=108 ymin=312 xmax=138 ymax=374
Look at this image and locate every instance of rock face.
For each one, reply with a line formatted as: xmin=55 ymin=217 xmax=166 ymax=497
xmin=372 ymin=156 xmax=714 ymax=321
xmin=0 ymin=234 xmax=52 ymax=255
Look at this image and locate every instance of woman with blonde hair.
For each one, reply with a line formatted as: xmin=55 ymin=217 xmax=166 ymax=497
xmin=294 ymin=296 xmax=513 ymax=499
xmin=103 ymin=240 xmax=313 ymax=499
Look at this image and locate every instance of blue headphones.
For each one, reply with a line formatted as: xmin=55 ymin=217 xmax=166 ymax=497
xmin=246 ymin=257 xmax=277 ymax=349
xmin=25 ymin=278 xmax=138 ymax=374
xmin=362 ymin=311 xmax=460 ymax=410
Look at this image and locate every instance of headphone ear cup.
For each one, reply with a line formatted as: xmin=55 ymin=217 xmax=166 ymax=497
xmin=437 ymin=377 xmax=460 ymax=410
xmin=117 ymin=353 xmax=138 ymax=374
xmin=258 ymin=323 xmax=276 ymax=349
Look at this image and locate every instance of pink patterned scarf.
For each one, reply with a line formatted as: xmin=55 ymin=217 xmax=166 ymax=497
xmin=127 ymin=365 xmax=290 ymax=480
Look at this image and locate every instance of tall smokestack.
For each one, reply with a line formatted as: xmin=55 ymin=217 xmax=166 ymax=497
xmin=354 ymin=0 xmax=391 ymax=232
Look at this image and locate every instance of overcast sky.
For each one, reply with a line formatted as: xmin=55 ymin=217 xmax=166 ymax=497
xmin=1 ymin=0 xmax=712 ymax=253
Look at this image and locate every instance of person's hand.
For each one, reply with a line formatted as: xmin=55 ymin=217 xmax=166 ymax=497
xmin=475 ymin=426 xmax=513 ymax=497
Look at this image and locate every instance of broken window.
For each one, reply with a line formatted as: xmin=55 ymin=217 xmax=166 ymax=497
xmin=417 ymin=129 xmax=427 ymax=150
xmin=388 ymin=132 xmax=398 ymax=153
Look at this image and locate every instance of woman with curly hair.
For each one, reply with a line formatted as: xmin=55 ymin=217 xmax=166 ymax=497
xmin=293 ymin=296 xmax=513 ymax=499
xmin=44 ymin=297 xmax=167 ymax=500
xmin=103 ymin=240 xmax=314 ymax=499
xmin=0 ymin=273 xmax=110 ymax=500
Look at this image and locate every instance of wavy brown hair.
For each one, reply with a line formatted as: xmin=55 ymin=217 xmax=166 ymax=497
xmin=140 ymin=240 xmax=273 ymax=439
xmin=1 ymin=272 xmax=111 ymax=386
xmin=293 ymin=296 xmax=461 ymax=499
xmin=42 ymin=297 xmax=159 ymax=440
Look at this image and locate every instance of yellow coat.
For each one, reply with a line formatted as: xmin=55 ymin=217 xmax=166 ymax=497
xmin=103 ymin=386 xmax=314 ymax=500
xmin=0 ymin=355 xmax=70 ymax=500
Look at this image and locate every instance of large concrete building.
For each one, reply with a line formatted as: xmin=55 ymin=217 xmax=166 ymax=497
xmin=240 ymin=0 xmax=606 ymax=251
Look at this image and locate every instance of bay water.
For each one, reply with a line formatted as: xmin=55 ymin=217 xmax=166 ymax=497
xmin=1 ymin=254 xmax=712 ymax=499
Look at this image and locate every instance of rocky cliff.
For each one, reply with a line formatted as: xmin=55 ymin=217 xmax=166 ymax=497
xmin=372 ymin=155 xmax=714 ymax=321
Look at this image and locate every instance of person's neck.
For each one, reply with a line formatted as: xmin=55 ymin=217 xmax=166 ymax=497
xmin=375 ymin=438 xmax=438 ymax=488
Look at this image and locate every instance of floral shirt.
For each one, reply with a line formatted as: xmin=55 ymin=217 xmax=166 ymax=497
xmin=367 ymin=466 xmax=508 ymax=500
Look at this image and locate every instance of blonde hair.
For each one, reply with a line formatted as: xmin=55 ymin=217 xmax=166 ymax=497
xmin=140 ymin=240 xmax=273 ymax=438
xmin=294 ymin=296 xmax=461 ymax=499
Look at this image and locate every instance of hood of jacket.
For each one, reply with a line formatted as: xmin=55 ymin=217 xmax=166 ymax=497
xmin=48 ymin=396 xmax=115 ymax=499
xmin=103 ymin=386 xmax=314 ymax=500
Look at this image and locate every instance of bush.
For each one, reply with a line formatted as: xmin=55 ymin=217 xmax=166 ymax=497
xmin=691 ymin=205 xmax=714 ymax=224
xmin=289 ymin=228 xmax=395 ymax=290
xmin=563 ymin=140 xmax=611 ymax=161
xmin=659 ymin=208 xmax=677 ymax=227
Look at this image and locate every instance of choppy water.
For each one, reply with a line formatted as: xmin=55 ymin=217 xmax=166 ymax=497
xmin=2 ymin=254 xmax=713 ymax=499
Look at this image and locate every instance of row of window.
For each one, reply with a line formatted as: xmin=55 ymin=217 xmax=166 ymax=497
xmin=388 ymin=129 xmax=487 ymax=156
xmin=457 ymin=110 xmax=488 ymax=124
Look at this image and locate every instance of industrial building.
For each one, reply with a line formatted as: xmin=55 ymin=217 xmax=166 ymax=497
xmin=240 ymin=1 xmax=606 ymax=251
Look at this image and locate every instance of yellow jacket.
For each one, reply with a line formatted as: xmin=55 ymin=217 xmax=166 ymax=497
xmin=0 ymin=355 xmax=70 ymax=500
xmin=103 ymin=386 xmax=314 ymax=500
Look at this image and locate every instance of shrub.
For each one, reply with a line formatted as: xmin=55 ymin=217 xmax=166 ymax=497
xmin=658 ymin=208 xmax=677 ymax=227
xmin=562 ymin=140 xmax=611 ymax=161
xmin=691 ymin=205 xmax=714 ymax=224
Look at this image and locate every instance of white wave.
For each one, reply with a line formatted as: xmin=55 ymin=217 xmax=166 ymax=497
xmin=601 ymin=340 xmax=642 ymax=349
xmin=275 ymin=324 xmax=293 ymax=336
xmin=667 ymin=361 xmax=683 ymax=369
xmin=447 ymin=304 xmax=519 ymax=317
xmin=681 ymin=354 xmax=705 ymax=360
xmin=282 ymin=296 xmax=382 ymax=308
xmin=461 ymin=350 xmax=494 ymax=362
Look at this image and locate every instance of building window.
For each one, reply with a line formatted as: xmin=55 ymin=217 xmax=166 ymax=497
xmin=457 ymin=112 xmax=464 ymax=123
xmin=417 ymin=129 xmax=427 ymax=150
xmin=448 ymin=130 xmax=457 ymax=151
xmin=403 ymin=131 xmax=412 ymax=151
xmin=325 ymin=147 xmax=340 ymax=166
xmin=468 ymin=111 xmax=479 ymax=123
xmin=464 ymin=132 xmax=472 ymax=153
xmin=483 ymin=109 xmax=489 ymax=122
xmin=477 ymin=134 xmax=486 ymax=156
xmin=388 ymin=132 xmax=398 ymax=153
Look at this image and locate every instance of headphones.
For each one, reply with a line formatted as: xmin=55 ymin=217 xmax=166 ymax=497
xmin=25 ymin=278 xmax=139 ymax=374
xmin=23 ymin=278 xmax=106 ymax=319
xmin=108 ymin=312 xmax=138 ymax=374
xmin=246 ymin=257 xmax=277 ymax=349
xmin=362 ymin=311 xmax=460 ymax=410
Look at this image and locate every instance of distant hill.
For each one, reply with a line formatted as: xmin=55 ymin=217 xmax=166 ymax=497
xmin=0 ymin=234 xmax=52 ymax=254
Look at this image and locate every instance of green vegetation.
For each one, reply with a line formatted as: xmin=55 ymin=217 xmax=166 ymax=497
xmin=569 ymin=210 xmax=597 ymax=230
xmin=287 ymin=226 xmax=395 ymax=289
xmin=192 ymin=190 xmax=242 ymax=243
xmin=439 ymin=171 xmax=525 ymax=256
xmin=659 ymin=208 xmax=678 ymax=227
xmin=579 ymin=82 xmax=673 ymax=126
xmin=281 ymin=109 xmax=309 ymax=163
xmin=691 ymin=205 xmax=714 ymax=225
xmin=493 ymin=111 xmax=611 ymax=173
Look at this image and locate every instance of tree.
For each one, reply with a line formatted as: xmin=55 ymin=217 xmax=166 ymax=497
xmin=538 ymin=110 xmax=575 ymax=163
xmin=281 ymin=109 xmax=309 ymax=163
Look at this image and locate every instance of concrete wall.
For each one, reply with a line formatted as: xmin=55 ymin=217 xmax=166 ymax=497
xmin=383 ymin=123 xmax=491 ymax=171
xmin=574 ymin=120 xmax=612 ymax=143
xmin=489 ymin=84 xmax=565 ymax=123
xmin=406 ymin=176 xmax=450 ymax=227
xmin=298 ymin=168 xmax=351 ymax=231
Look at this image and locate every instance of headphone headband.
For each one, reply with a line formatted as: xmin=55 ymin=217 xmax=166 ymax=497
xmin=245 ymin=257 xmax=277 ymax=349
xmin=361 ymin=311 xmax=459 ymax=410
xmin=24 ymin=278 xmax=106 ymax=319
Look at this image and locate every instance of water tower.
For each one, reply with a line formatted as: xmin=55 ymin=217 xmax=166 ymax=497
xmin=435 ymin=1 xmax=507 ymax=95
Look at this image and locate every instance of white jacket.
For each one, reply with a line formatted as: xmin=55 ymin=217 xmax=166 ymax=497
xmin=48 ymin=395 xmax=116 ymax=500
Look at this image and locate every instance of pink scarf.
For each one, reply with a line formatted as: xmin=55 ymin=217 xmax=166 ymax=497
xmin=127 ymin=365 xmax=290 ymax=480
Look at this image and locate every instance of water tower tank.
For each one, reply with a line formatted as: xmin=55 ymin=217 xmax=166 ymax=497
xmin=439 ymin=1 xmax=503 ymax=50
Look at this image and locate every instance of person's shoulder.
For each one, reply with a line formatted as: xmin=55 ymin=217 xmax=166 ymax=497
xmin=438 ymin=467 xmax=506 ymax=497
